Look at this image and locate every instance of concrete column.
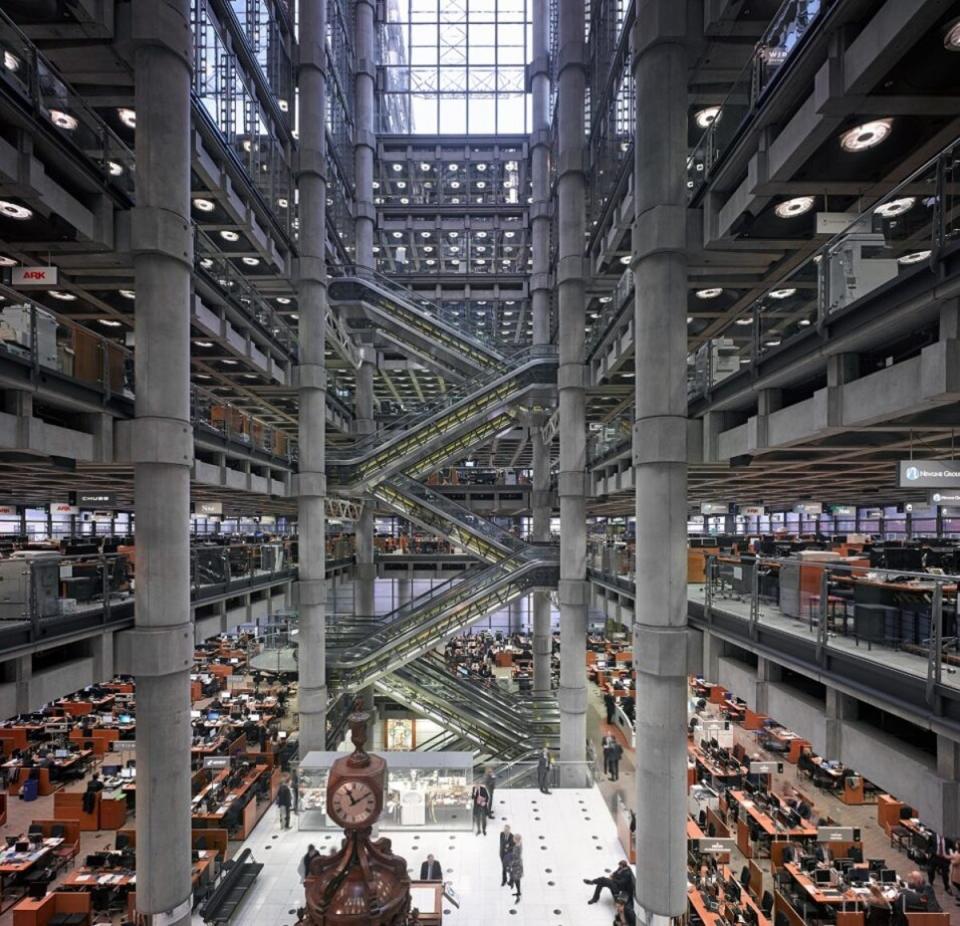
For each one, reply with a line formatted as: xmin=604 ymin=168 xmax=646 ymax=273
xmin=631 ymin=2 xmax=689 ymax=921
xmin=937 ymin=735 xmax=960 ymax=836
xmin=755 ymin=657 xmax=780 ymax=715
xmin=702 ymin=630 xmax=723 ymax=683
xmin=14 ymin=655 xmax=31 ymax=715
xmin=396 ymin=577 xmax=411 ymax=609
xmin=939 ymin=296 xmax=960 ymax=340
xmin=355 ymin=503 xmax=376 ymax=616
xmin=556 ymin=0 xmax=588 ymax=767
xmin=529 ymin=0 xmax=554 ymax=699
xmin=825 ymin=686 xmax=856 ymax=761
xmin=353 ymin=0 xmax=376 ymax=269
xmin=128 ymin=3 xmax=194 ymax=922
xmin=532 ymin=422 xmax=553 ymax=695
xmin=296 ymin=0 xmax=328 ymax=752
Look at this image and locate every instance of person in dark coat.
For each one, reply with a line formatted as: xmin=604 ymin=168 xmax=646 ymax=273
xmin=536 ymin=748 xmax=551 ymax=794
xmin=276 ymin=777 xmax=292 ymax=829
xmin=507 ymin=834 xmax=523 ymax=901
xmin=499 ymin=824 xmax=515 ymax=887
xmin=419 ymin=854 xmax=442 ymax=880
xmin=584 ymin=859 xmax=634 ymax=904
xmin=609 ymin=739 xmax=623 ymax=782
xmin=471 ymin=785 xmax=489 ymax=835
xmin=604 ymin=691 xmax=616 ymax=724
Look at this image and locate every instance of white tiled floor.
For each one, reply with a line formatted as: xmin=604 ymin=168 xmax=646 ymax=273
xmin=202 ymin=788 xmax=629 ymax=926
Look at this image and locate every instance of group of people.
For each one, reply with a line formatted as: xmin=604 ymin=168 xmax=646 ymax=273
xmin=499 ymin=824 xmax=524 ymax=902
xmin=584 ymin=859 xmax=636 ymax=924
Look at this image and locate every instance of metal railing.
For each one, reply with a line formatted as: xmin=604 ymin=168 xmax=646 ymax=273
xmin=688 ymin=134 xmax=960 ymax=401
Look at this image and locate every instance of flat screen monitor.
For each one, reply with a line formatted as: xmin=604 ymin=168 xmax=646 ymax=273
xmin=880 ymin=870 xmax=897 ymax=884
xmin=814 ymin=870 xmax=832 ymax=885
xmin=248 ymin=713 xmax=261 ymax=722
xmin=207 ymin=712 xmax=220 ymax=721
xmin=190 ymin=710 xmax=201 ymax=720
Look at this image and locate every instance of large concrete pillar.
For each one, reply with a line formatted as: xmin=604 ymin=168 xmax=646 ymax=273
xmin=354 ymin=350 xmax=376 ymax=620
xmin=127 ymin=3 xmax=194 ymax=921
xmin=296 ymin=0 xmax=328 ymax=753
xmin=631 ymin=2 xmax=689 ymax=921
xmin=353 ymin=0 xmax=376 ymax=270
xmin=556 ymin=0 xmax=588 ymax=764
xmin=530 ymin=0 xmax=553 ymax=700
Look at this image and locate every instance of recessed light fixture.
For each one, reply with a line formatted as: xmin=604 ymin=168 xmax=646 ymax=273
xmin=396 ymin=181 xmax=406 ymax=189
xmin=221 ymin=359 xmax=238 ymax=365
xmin=4 ymin=51 xmax=19 ymax=72
xmin=775 ymin=196 xmax=815 ymax=218
xmin=49 ymin=290 xmax=76 ymax=301
xmin=686 ymin=316 xmax=693 ymax=324
xmin=476 ymin=163 xmax=487 ymax=172
xmin=769 ymin=287 xmax=797 ymax=299
xmin=0 ymin=200 xmax=33 ymax=220
xmin=290 ymin=313 xmax=299 ymax=320
xmin=119 ymin=289 xmax=136 ymax=299
xmin=735 ymin=317 xmax=753 ymax=326
xmin=200 ymin=258 xmax=214 ymax=269
xmin=277 ymin=197 xmax=289 ymax=208
xmin=193 ymin=198 xmax=215 ymax=212
xmin=220 ymin=230 xmax=239 ymax=242
xmin=420 ymin=231 xmax=431 ymax=238
xmin=944 ymin=17 xmax=960 ymax=50
xmin=899 ymin=250 xmax=932 ymax=265
xmin=694 ymin=106 xmax=720 ymax=129
xmin=392 ymin=231 xmax=403 ymax=239
xmin=420 ymin=162 xmax=431 ymax=171
xmin=448 ymin=164 xmax=459 ymax=172
xmin=99 ymin=318 xmax=122 ymax=327
xmin=599 ymin=296 xmax=612 ymax=304
xmin=0 ymin=256 xmax=16 ymax=267
xmin=107 ymin=161 xmax=124 ymax=176
xmin=49 ymin=109 xmax=78 ymax=131
xmin=117 ymin=107 xmax=136 ymax=129
xmin=276 ymin=296 xmax=291 ymax=304
xmin=391 ymin=163 xmax=403 ymax=172
xmin=195 ymin=340 xmax=214 ymax=348
xmin=874 ymin=197 xmax=915 ymax=219
xmin=278 ymin=99 xmax=289 ymax=112
xmin=695 ymin=288 xmax=723 ymax=300
xmin=798 ymin=319 xmax=812 ymax=327
xmin=840 ymin=118 xmax=893 ymax=152
xmin=620 ymin=255 xmax=631 ymax=265
xmin=241 ymin=256 xmax=260 ymax=266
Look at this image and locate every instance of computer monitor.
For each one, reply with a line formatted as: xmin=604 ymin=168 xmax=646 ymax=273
xmin=15 ymin=841 xmax=29 ymax=853
xmin=119 ymin=714 xmax=132 ymax=724
xmin=880 ymin=870 xmax=897 ymax=884
xmin=848 ymin=868 xmax=870 ymax=884
xmin=207 ymin=711 xmax=220 ymax=721
xmin=248 ymin=713 xmax=261 ymax=722
xmin=120 ymin=768 xmax=135 ymax=780
xmin=54 ymin=749 xmax=70 ymax=758
xmin=86 ymin=853 xmax=108 ymax=867
xmin=230 ymin=658 xmax=240 ymax=665
xmin=190 ymin=710 xmax=201 ymax=720
xmin=814 ymin=870 xmax=832 ymax=885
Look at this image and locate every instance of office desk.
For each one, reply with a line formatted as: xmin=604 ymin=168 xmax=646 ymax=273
xmin=0 ymin=838 xmax=64 ymax=875
xmin=192 ymin=767 xmax=269 ymax=838
xmin=811 ymin=756 xmax=845 ymax=789
xmin=783 ymin=862 xmax=898 ymax=910
xmin=728 ymin=791 xmax=817 ymax=858
xmin=691 ymin=746 xmax=746 ymax=789
xmin=60 ymin=867 xmax=136 ymax=890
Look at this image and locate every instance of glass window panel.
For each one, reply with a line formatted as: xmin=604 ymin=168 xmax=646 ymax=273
xmin=497 ymin=67 xmax=524 ymax=92
xmin=440 ymin=0 xmax=467 ymax=22
xmin=439 ymin=96 xmax=467 ymax=133
xmin=470 ymin=42 xmax=496 ymax=65
xmin=470 ymin=23 xmax=496 ymax=45
xmin=411 ymin=94 xmax=438 ymax=133
xmin=468 ymin=96 xmax=496 ymax=132
xmin=411 ymin=67 xmax=439 ymax=91
xmin=469 ymin=67 xmax=496 ymax=92
xmin=411 ymin=0 xmax=438 ymax=21
xmin=497 ymin=94 xmax=524 ymax=132
xmin=439 ymin=67 xmax=466 ymax=91
xmin=411 ymin=43 xmax=438 ymax=65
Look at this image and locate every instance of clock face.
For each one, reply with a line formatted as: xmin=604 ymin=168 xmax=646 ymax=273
xmin=330 ymin=780 xmax=378 ymax=826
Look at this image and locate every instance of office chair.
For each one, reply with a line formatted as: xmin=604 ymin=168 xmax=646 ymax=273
xmin=27 ymin=823 xmax=43 ymax=836
xmin=739 ymin=866 xmax=750 ymax=890
xmin=115 ymin=833 xmax=129 ymax=851
xmin=50 ymin=824 xmax=65 ymax=839
xmin=761 ymin=891 xmax=774 ymax=916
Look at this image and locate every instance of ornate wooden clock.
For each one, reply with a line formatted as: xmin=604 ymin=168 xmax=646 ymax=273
xmin=302 ymin=705 xmax=411 ymax=925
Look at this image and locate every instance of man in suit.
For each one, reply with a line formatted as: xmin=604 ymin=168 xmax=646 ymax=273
xmin=609 ymin=739 xmax=623 ymax=782
xmin=499 ymin=824 xmax=515 ymax=886
xmin=584 ymin=859 xmax=634 ymax=904
xmin=927 ymin=832 xmax=953 ymax=893
xmin=537 ymin=748 xmax=552 ymax=794
xmin=614 ymin=894 xmax=637 ymax=926
xmin=419 ymin=854 xmax=442 ymax=880
xmin=604 ymin=691 xmax=616 ymax=725
xmin=901 ymin=870 xmax=941 ymax=912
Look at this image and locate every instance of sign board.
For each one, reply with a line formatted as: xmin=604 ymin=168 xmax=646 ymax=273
xmin=0 ymin=505 xmax=16 ymax=516
xmin=71 ymin=491 xmax=117 ymax=508
xmin=930 ymin=491 xmax=960 ymax=506
xmin=816 ymin=212 xmax=869 ymax=236
xmin=12 ymin=266 xmax=58 ymax=287
xmin=203 ymin=756 xmax=231 ymax=770
xmin=739 ymin=505 xmax=765 ymax=517
xmin=860 ymin=507 xmax=882 ymax=520
xmin=111 ymin=740 xmax=136 ymax=751
xmin=830 ymin=505 xmax=856 ymax=517
xmin=701 ymin=502 xmax=730 ymax=515
xmin=898 ymin=460 xmax=960 ymax=488
xmin=690 ymin=838 xmax=735 ymax=855
xmin=794 ymin=502 xmax=823 ymax=515
xmin=196 ymin=501 xmax=224 ymax=516
xmin=749 ymin=761 xmax=783 ymax=776
xmin=51 ymin=503 xmax=79 ymax=516
xmin=817 ymin=826 xmax=860 ymax=843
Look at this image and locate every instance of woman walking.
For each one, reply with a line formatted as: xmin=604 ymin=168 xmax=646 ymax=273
xmin=508 ymin=834 xmax=523 ymax=902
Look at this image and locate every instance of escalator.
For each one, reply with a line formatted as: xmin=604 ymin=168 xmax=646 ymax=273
xmin=327 ymin=346 xmax=556 ymax=491
xmin=328 ymin=265 xmax=510 ymax=380
xmin=327 ymin=550 xmax=558 ymax=690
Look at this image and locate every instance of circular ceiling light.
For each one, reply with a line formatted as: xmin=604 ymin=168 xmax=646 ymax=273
xmin=420 ymin=231 xmax=431 ymax=238
xmin=117 ymin=107 xmax=137 ymax=129
xmin=99 ymin=318 xmax=122 ymax=327
xmin=199 ymin=258 xmax=214 ymax=269
xmin=769 ymin=287 xmax=797 ymax=299
xmin=899 ymin=250 xmax=931 ymax=265
xmin=839 ymin=118 xmax=893 ymax=152
xmin=599 ymin=296 xmax=612 ymax=304
xmin=694 ymin=106 xmax=720 ymax=129
xmin=4 ymin=51 xmax=19 ymax=72
xmin=48 ymin=290 xmax=76 ymax=301
xmin=119 ymin=289 xmax=136 ymax=300
xmin=619 ymin=255 xmax=631 ymax=264
xmin=798 ymin=319 xmax=812 ymax=327
xmin=0 ymin=255 xmax=16 ymax=267
xmin=448 ymin=164 xmax=459 ymax=172
xmin=735 ymin=317 xmax=753 ymax=326
xmin=276 ymin=296 xmax=291 ymax=304
xmin=945 ymin=18 xmax=960 ymax=50
xmin=874 ymin=196 xmax=915 ymax=218
xmin=193 ymin=198 xmax=215 ymax=212
xmin=220 ymin=230 xmax=240 ymax=242
xmin=107 ymin=161 xmax=124 ymax=176
xmin=392 ymin=231 xmax=403 ymax=239
xmin=764 ymin=338 xmax=782 ymax=347
xmin=419 ymin=162 xmax=431 ymax=171
xmin=695 ymin=288 xmax=723 ymax=300
xmin=49 ymin=109 xmax=78 ymax=131
xmin=0 ymin=200 xmax=33 ymax=220
xmin=391 ymin=163 xmax=403 ymax=172
xmin=241 ymin=256 xmax=260 ymax=266
xmin=775 ymin=196 xmax=815 ymax=219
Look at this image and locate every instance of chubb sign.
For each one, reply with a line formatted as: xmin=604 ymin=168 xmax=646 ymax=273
xmin=897 ymin=460 xmax=960 ymax=488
